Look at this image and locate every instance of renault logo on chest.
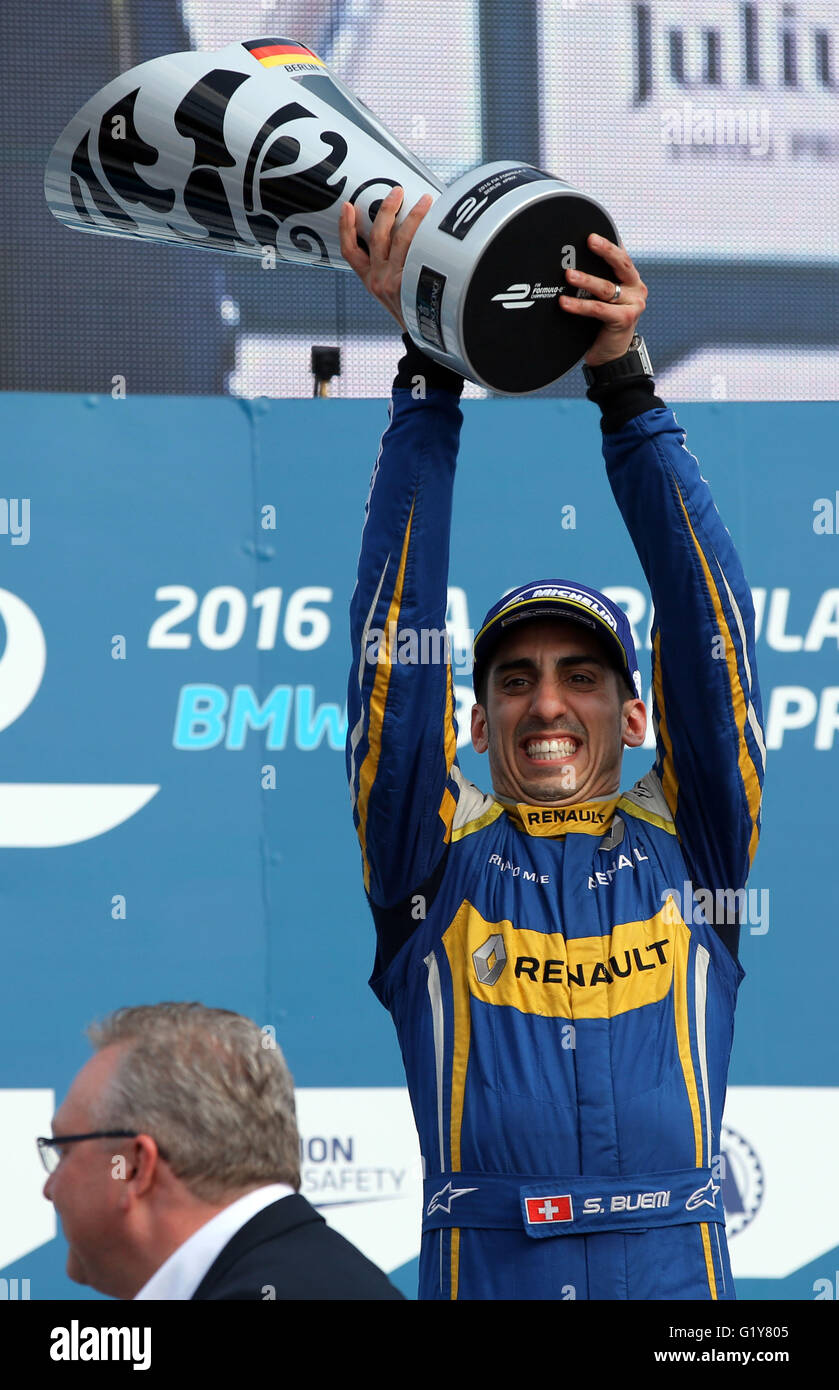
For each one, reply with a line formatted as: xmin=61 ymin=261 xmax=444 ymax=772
xmin=473 ymin=933 xmax=507 ymax=985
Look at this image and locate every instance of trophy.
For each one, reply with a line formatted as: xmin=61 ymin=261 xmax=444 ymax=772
xmin=45 ymin=38 xmax=620 ymax=395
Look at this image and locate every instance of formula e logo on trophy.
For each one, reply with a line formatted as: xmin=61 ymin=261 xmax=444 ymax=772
xmin=0 ymin=589 xmax=158 ymax=846
xmin=491 ymin=281 xmax=565 ymax=309
xmin=491 ymin=244 xmax=579 ymax=309
xmin=492 ymin=283 xmax=538 ymax=309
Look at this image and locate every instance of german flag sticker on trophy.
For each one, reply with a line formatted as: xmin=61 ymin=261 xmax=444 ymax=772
xmin=45 ymin=37 xmax=620 ymax=394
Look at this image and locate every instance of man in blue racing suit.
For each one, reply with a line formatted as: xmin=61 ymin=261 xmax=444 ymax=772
xmin=341 ymin=190 xmax=765 ymax=1300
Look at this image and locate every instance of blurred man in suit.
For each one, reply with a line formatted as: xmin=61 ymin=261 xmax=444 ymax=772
xmin=40 ymin=1002 xmax=403 ymax=1300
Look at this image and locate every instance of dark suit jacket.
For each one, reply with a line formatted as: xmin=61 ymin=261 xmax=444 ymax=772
xmin=190 ymin=1194 xmax=405 ymax=1301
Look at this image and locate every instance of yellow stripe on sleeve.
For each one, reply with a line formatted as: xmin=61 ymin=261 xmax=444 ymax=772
xmin=355 ymin=503 xmax=415 ymax=891
xmin=439 ymin=665 xmax=458 ymax=844
xmin=652 ymin=629 xmax=679 ymax=818
xmin=674 ymin=485 xmax=762 ymax=860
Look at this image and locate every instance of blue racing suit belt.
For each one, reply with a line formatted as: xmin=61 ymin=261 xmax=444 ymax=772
xmin=423 ymin=1169 xmax=724 ymax=1238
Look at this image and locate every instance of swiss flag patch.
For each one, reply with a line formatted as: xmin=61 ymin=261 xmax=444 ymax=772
xmin=525 ymin=1194 xmax=573 ymax=1224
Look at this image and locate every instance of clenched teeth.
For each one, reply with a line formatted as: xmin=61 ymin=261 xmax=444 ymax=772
xmin=525 ymin=738 xmax=577 ymax=760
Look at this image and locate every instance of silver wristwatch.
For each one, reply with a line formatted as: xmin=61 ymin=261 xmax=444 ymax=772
xmin=582 ymin=335 xmax=653 ymax=387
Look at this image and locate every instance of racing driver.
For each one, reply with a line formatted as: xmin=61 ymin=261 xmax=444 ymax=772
xmin=342 ymin=189 xmax=765 ymax=1300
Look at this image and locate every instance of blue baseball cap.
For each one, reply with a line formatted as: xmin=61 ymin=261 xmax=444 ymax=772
xmin=472 ymin=579 xmax=642 ymax=700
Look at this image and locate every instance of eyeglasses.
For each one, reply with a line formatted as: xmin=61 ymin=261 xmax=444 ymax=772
xmin=37 ymin=1131 xmax=142 ymax=1174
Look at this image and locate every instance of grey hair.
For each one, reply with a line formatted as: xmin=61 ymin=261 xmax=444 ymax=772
xmin=86 ymin=1002 xmax=301 ymax=1202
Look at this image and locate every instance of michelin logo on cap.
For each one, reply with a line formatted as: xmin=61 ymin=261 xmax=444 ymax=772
xmin=518 ymin=586 xmax=620 ymax=632
xmin=475 ymin=577 xmax=643 ymax=704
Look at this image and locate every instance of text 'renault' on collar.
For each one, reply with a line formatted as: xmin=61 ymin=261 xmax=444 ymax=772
xmin=504 ymin=799 xmax=620 ymax=836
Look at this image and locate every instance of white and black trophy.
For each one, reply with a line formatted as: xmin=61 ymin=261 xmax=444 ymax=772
xmin=45 ymin=37 xmax=619 ymax=395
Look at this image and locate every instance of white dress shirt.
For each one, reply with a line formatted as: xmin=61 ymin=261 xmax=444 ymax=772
xmin=134 ymin=1182 xmax=296 ymax=1300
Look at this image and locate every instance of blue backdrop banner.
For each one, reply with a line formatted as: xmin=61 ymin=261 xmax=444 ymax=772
xmin=1 ymin=391 xmax=837 ymax=1298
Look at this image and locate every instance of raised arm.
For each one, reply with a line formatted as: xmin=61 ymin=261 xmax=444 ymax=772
xmin=563 ymin=238 xmax=765 ymax=897
xmin=604 ymin=406 xmax=765 ymax=897
xmin=343 ymin=192 xmax=466 ymax=952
